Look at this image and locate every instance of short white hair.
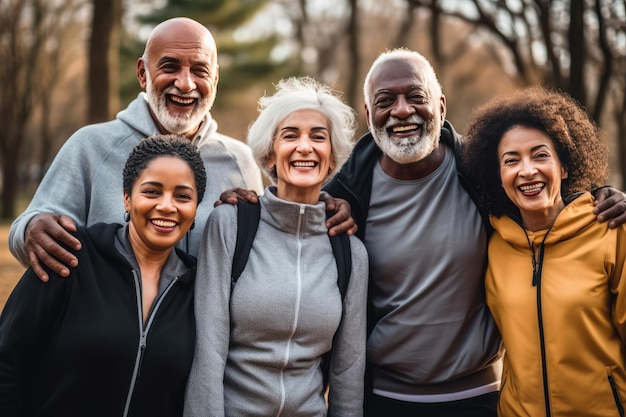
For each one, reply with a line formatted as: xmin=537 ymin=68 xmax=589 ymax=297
xmin=363 ymin=48 xmax=443 ymax=108
xmin=248 ymin=76 xmax=356 ymax=182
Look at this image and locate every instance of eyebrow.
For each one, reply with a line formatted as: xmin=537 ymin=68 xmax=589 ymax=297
xmin=280 ymin=126 xmax=329 ymax=132
xmin=140 ymin=181 xmax=195 ymax=191
xmin=500 ymin=144 xmax=551 ymax=157
xmin=157 ymin=56 xmax=211 ymax=68
xmin=157 ymin=56 xmax=181 ymax=66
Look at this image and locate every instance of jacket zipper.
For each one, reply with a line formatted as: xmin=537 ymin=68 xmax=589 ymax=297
xmin=607 ymin=367 xmax=625 ymax=417
xmin=122 ymin=270 xmax=179 ymax=417
xmin=275 ymin=205 xmax=305 ymax=417
xmin=527 ymin=228 xmax=551 ymax=417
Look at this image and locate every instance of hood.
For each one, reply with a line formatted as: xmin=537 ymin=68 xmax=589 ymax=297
xmin=490 ymin=192 xmax=596 ymax=247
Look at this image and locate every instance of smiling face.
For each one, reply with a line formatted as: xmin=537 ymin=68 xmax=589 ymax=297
xmin=267 ymin=109 xmax=335 ymax=204
xmin=138 ymin=19 xmax=218 ymax=138
xmin=124 ymin=155 xmax=198 ymax=254
xmin=366 ymin=57 xmax=445 ymax=165
xmin=498 ymin=126 xmax=568 ymax=230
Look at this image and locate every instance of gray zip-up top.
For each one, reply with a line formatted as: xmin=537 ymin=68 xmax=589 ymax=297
xmin=184 ymin=186 xmax=368 ymax=417
xmin=9 ymin=92 xmax=263 ymax=262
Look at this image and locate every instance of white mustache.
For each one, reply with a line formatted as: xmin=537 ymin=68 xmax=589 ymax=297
xmin=163 ymin=87 xmax=201 ymax=99
xmin=385 ymin=115 xmax=425 ymax=129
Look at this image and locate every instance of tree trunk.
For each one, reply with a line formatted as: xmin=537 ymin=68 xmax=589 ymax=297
xmin=568 ymin=0 xmax=586 ymax=106
xmin=88 ymin=0 xmax=122 ymax=123
xmin=346 ymin=0 xmax=360 ymax=109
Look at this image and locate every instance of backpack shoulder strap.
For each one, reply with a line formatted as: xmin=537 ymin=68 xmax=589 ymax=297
xmin=231 ymin=201 xmax=261 ymax=284
xmin=322 ymin=215 xmax=352 ymax=391
xmin=329 ymin=232 xmax=351 ymax=298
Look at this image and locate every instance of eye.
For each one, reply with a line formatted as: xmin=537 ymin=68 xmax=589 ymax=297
xmin=176 ymin=193 xmax=193 ymax=201
xmin=141 ymin=188 xmax=161 ymax=196
xmin=281 ymin=132 xmax=299 ymax=140
xmin=502 ymin=157 xmax=518 ymax=165
xmin=374 ymin=96 xmax=394 ymax=107
xmin=409 ymin=93 xmax=427 ymax=104
xmin=192 ymin=67 xmax=212 ymax=78
xmin=160 ymin=63 xmax=178 ymax=73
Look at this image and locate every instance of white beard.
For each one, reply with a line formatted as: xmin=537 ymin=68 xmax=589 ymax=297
xmin=145 ymin=71 xmax=214 ymax=134
xmin=371 ymin=114 xmax=440 ymax=164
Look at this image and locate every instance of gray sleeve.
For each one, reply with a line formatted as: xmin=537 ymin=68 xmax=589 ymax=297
xmin=8 ymin=129 xmax=94 ymax=265
xmin=327 ymin=236 xmax=368 ymax=417
xmin=183 ymin=205 xmax=237 ymax=417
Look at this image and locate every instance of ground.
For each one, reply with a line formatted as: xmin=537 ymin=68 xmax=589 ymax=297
xmin=0 ymin=224 xmax=25 ymax=311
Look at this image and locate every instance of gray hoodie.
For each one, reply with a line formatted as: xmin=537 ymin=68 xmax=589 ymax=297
xmin=9 ymin=92 xmax=263 ymax=261
xmin=185 ymin=187 xmax=368 ymax=417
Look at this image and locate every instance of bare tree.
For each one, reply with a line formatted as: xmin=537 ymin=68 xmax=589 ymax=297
xmin=88 ymin=0 xmax=123 ymax=123
xmin=0 ymin=0 xmax=87 ymax=220
xmin=402 ymin=0 xmax=626 ymax=182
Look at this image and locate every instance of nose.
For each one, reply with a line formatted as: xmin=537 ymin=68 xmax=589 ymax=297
xmin=518 ymin=159 xmax=537 ymax=177
xmin=390 ymin=95 xmax=415 ymax=119
xmin=174 ymin=68 xmax=196 ymax=92
xmin=156 ymin=195 xmax=177 ymax=213
xmin=296 ymin=136 xmax=312 ymax=153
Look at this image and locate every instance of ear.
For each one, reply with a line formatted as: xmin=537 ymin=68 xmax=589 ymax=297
xmin=439 ymin=94 xmax=447 ymax=123
xmin=212 ymin=66 xmax=219 ymax=89
xmin=266 ymin=153 xmax=276 ymax=171
xmin=364 ymin=104 xmax=371 ymax=129
xmin=561 ymin=165 xmax=568 ymax=180
xmin=137 ymin=58 xmax=147 ymax=89
xmin=123 ymin=191 xmax=131 ymax=212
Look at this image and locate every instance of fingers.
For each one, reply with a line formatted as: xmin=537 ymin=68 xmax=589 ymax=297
xmin=595 ymin=198 xmax=626 ymax=226
xmin=325 ymin=198 xmax=358 ymax=237
xmin=217 ymin=188 xmax=259 ymax=207
xmin=24 ymin=213 xmax=81 ymax=282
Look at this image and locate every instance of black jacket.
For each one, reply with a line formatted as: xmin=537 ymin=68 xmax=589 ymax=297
xmin=0 ymin=223 xmax=196 ymax=417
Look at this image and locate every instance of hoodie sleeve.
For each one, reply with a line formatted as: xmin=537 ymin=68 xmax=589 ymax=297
xmin=327 ymin=235 xmax=368 ymax=417
xmin=0 ymin=268 xmax=68 ymax=414
xmin=184 ymin=205 xmax=238 ymax=417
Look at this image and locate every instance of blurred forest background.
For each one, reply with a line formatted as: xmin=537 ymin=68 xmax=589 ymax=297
xmin=0 ymin=0 xmax=625 ymax=224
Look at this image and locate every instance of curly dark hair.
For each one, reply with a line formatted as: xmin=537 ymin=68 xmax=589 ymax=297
xmin=460 ymin=86 xmax=608 ymax=218
xmin=123 ymin=134 xmax=207 ymax=203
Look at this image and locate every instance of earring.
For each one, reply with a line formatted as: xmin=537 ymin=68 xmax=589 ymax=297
xmin=124 ymin=211 xmax=130 ymax=222
xmin=190 ymin=220 xmax=196 ymax=230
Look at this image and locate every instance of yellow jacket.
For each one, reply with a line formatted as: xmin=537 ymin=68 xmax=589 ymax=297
xmin=487 ymin=192 xmax=626 ymax=416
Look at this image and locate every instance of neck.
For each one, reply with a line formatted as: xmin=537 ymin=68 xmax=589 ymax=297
xmin=521 ymin=199 xmax=565 ymax=232
xmin=275 ymin=185 xmax=322 ymax=205
xmin=379 ymin=144 xmax=445 ymax=180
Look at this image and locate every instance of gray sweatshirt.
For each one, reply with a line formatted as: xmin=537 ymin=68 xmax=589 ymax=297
xmin=184 ymin=187 xmax=368 ymax=417
xmin=9 ymin=93 xmax=263 ymax=261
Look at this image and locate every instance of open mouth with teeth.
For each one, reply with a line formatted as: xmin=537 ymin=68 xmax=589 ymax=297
xmin=168 ymin=95 xmax=196 ymax=107
xmin=291 ymin=161 xmax=317 ymax=168
xmin=519 ymin=182 xmax=545 ymax=195
xmin=389 ymin=124 xmax=421 ymax=135
xmin=151 ymin=219 xmax=178 ymax=228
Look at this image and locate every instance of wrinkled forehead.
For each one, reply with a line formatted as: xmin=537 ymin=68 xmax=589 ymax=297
xmin=146 ymin=22 xmax=217 ymax=64
xmin=369 ymin=57 xmax=430 ymax=94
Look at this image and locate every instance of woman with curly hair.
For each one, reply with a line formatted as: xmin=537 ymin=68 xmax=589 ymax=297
xmin=461 ymin=86 xmax=626 ymax=416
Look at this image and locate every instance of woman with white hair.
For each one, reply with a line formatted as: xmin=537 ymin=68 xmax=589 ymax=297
xmin=184 ymin=77 xmax=368 ymax=417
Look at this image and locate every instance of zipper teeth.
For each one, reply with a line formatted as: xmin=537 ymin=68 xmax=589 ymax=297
xmin=123 ymin=271 xmax=178 ymax=417
xmin=276 ymin=205 xmax=305 ymax=417
xmin=608 ymin=374 xmax=626 ymax=416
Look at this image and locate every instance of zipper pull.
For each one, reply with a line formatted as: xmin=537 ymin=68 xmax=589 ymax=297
xmin=532 ymin=243 xmax=545 ymax=286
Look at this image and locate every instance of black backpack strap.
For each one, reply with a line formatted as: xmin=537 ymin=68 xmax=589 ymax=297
xmin=329 ymin=232 xmax=351 ymax=299
xmin=231 ymin=201 xmax=261 ymax=284
xmin=321 ymin=216 xmax=352 ymax=392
